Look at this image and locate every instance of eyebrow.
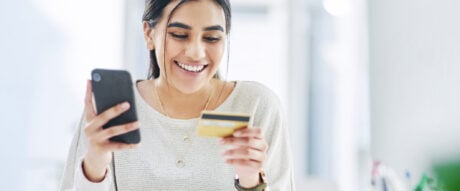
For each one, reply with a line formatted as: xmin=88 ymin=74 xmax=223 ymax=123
xmin=204 ymin=25 xmax=224 ymax=32
xmin=168 ymin=22 xmax=224 ymax=32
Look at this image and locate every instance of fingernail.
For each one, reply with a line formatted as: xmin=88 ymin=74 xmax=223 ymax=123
xmin=120 ymin=102 xmax=130 ymax=109
xmin=233 ymin=131 xmax=241 ymax=136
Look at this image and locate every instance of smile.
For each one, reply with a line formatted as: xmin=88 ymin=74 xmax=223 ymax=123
xmin=175 ymin=61 xmax=208 ymax=73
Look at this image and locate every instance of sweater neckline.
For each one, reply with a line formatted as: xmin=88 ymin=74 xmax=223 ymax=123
xmin=134 ymin=80 xmax=242 ymax=123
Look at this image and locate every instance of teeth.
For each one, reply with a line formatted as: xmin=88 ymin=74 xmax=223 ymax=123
xmin=177 ymin=62 xmax=205 ymax=72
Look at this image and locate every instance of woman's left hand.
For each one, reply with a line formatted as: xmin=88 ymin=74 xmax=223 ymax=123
xmin=219 ymin=127 xmax=268 ymax=187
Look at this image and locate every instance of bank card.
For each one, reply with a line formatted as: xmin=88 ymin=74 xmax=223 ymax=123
xmin=197 ymin=111 xmax=251 ymax=137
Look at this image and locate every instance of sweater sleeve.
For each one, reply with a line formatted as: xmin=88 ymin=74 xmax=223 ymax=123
xmin=251 ymin=83 xmax=296 ymax=191
xmin=59 ymin=113 xmax=116 ymax=191
xmin=263 ymin=105 xmax=296 ymax=191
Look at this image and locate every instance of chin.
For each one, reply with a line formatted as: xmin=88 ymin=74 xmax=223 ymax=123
xmin=169 ymin=62 xmax=216 ymax=94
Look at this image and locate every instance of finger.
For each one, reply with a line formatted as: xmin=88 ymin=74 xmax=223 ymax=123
xmin=225 ymin=159 xmax=263 ymax=170
xmin=96 ymin=121 xmax=140 ymax=141
xmin=233 ymin=128 xmax=264 ymax=139
xmin=222 ymin=147 xmax=265 ymax=163
xmin=220 ymin=137 xmax=268 ymax=152
xmin=88 ymin=102 xmax=130 ymax=131
xmin=85 ymin=80 xmax=97 ymax=121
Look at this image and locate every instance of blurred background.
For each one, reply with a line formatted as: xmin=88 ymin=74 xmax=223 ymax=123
xmin=1 ymin=0 xmax=459 ymax=190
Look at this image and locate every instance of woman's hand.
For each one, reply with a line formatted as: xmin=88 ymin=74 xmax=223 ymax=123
xmin=82 ymin=80 xmax=140 ymax=182
xmin=219 ymin=127 xmax=268 ymax=188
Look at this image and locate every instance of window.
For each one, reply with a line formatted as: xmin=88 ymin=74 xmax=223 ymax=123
xmin=0 ymin=1 xmax=125 ymax=190
xmin=305 ymin=0 xmax=370 ymax=190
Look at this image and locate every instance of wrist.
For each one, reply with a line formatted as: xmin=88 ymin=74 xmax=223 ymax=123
xmin=234 ymin=170 xmax=267 ymax=191
xmin=236 ymin=173 xmax=260 ymax=188
xmin=82 ymin=157 xmax=108 ymax=182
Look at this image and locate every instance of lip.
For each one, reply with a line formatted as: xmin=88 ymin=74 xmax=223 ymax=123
xmin=174 ymin=60 xmax=208 ymax=73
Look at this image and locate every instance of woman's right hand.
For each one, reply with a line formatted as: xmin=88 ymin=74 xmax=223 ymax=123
xmin=82 ymin=80 xmax=140 ymax=182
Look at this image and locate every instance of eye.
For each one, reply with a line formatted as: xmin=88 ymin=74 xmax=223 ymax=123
xmin=204 ymin=36 xmax=221 ymax=43
xmin=169 ymin=32 xmax=188 ymax=39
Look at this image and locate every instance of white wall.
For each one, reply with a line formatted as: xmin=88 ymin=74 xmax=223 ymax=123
xmin=369 ymin=0 xmax=460 ymax=178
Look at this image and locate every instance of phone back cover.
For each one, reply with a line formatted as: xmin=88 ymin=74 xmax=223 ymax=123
xmin=91 ymin=69 xmax=140 ymax=144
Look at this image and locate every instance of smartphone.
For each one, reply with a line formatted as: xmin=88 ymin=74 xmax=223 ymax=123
xmin=91 ymin=69 xmax=141 ymax=144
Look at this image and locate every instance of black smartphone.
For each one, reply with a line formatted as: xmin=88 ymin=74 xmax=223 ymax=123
xmin=91 ymin=69 xmax=141 ymax=144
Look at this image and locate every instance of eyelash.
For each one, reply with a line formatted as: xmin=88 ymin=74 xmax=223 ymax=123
xmin=168 ymin=33 xmax=221 ymax=43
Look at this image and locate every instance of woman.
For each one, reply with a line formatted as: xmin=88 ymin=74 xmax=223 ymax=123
xmin=60 ymin=0 xmax=295 ymax=190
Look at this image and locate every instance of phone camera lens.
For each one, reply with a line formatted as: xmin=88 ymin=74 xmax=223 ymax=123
xmin=93 ymin=73 xmax=102 ymax=82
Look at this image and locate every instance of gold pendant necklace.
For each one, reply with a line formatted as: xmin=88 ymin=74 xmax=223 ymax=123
xmin=153 ymin=81 xmax=213 ymax=118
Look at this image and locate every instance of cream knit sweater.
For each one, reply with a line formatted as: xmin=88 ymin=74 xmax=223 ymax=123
xmin=60 ymin=81 xmax=295 ymax=191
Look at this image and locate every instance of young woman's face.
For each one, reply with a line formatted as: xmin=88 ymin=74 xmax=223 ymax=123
xmin=147 ymin=0 xmax=226 ymax=94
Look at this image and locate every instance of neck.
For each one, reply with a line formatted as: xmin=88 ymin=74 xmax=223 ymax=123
xmin=153 ymin=78 xmax=214 ymax=118
xmin=155 ymin=78 xmax=214 ymax=100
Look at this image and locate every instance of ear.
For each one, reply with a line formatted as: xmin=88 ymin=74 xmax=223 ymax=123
xmin=143 ymin=21 xmax=155 ymax=50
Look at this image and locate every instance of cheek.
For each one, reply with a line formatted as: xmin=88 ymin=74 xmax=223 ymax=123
xmin=207 ymin=43 xmax=225 ymax=64
xmin=165 ymin=40 xmax=183 ymax=61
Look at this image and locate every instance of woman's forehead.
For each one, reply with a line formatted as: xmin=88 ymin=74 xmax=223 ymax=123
xmin=165 ymin=0 xmax=226 ymax=30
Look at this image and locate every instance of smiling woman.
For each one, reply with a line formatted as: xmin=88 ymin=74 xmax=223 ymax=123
xmin=149 ymin=0 xmax=227 ymax=95
xmin=59 ymin=0 xmax=295 ymax=191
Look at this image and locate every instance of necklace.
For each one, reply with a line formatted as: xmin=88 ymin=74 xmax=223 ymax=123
xmin=153 ymin=81 xmax=213 ymax=118
xmin=152 ymin=81 xmax=218 ymax=172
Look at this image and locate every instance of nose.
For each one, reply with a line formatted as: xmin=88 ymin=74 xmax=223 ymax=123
xmin=185 ymin=39 xmax=206 ymax=61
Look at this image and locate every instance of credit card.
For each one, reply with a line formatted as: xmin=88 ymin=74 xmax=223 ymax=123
xmin=197 ymin=110 xmax=251 ymax=137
